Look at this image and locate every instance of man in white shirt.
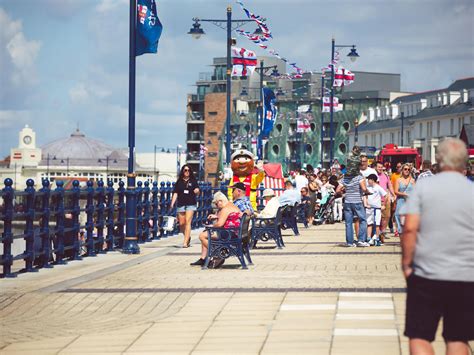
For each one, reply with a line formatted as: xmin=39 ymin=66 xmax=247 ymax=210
xmin=294 ymin=170 xmax=309 ymax=191
xmin=279 ymin=181 xmax=301 ymax=206
xmin=256 ymin=189 xmax=280 ymax=218
xmin=360 ymin=154 xmax=377 ymax=179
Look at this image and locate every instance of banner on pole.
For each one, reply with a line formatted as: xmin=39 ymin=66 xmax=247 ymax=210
xmin=136 ymin=0 xmax=163 ymax=56
xmin=261 ymin=87 xmax=277 ymax=138
xmin=231 ymin=47 xmax=257 ymax=77
xmin=322 ymin=97 xmax=343 ymax=112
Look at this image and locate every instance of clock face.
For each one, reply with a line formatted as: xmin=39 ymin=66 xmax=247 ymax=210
xmin=23 ymin=135 xmax=32 ymax=145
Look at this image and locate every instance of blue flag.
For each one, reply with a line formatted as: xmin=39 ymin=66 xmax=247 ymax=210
xmin=136 ymin=0 xmax=163 ymax=56
xmin=261 ymin=87 xmax=277 ymax=138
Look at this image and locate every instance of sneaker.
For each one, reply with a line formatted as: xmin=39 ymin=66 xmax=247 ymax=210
xmin=190 ymin=258 xmax=205 ymax=266
xmin=375 ymin=240 xmax=384 ymax=246
xmin=340 ymin=243 xmax=356 ymax=247
xmin=368 ymin=238 xmax=375 ymax=246
xmin=357 ymin=241 xmax=369 ymax=247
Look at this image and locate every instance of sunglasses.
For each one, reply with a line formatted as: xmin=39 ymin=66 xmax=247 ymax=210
xmin=183 ymin=169 xmax=190 ymax=172
xmin=403 ymin=168 xmax=410 ymax=171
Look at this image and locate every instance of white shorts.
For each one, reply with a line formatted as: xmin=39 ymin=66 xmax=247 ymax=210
xmin=366 ymin=208 xmax=381 ymax=226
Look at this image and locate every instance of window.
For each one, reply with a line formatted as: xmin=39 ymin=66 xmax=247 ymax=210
xmin=406 ymin=131 xmax=411 ymax=144
xmin=390 ymin=132 xmax=394 ymax=143
xmin=364 ymin=135 xmax=368 ymax=146
xmin=371 ymin=134 xmax=375 ymax=146
xmin=419 ymin=123 xmax=423 ymax=137
xmin=397 ymin=132 xmax=400 ymax=145
xmin=437 ymin=120 xmax=440 ymax=136
xmin=450 ymin=119 xmax=454 ymax=135
xmin=272 ymin=145 xmax=279 ymax=155
xmin=427 ymin=122 xmax=432 ymax=138
xmin=379 ymin=134 xmax=382 ymax=147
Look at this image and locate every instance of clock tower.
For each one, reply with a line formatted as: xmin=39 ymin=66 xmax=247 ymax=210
xmin=10 ymin=125 xmax=42 ymax=167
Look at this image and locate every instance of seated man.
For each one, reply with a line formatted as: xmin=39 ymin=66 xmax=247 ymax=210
xmin=231 ymin=182 xmax=254 ymax=216
xmin=278 ymin=180 xmax=301 ymax=206
xmin=255 ymin=188 xmax=280 ymax=218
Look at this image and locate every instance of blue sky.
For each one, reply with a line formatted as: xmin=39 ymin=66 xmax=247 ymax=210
xmin=1 ymin=0 xmax=473 ymax=157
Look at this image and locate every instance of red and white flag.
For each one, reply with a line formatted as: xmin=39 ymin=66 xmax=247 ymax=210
xmin=231 ymin=46 xmax=257 ymax=77
xmin=333 ymin=67 xmax=355 ymax=87
xmin=297 ymin=119 xmax=311 ymax=133
xmin=322 ymin=97 xmax=343 ymax=112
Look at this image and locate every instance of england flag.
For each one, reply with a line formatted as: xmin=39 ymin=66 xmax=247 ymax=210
xmin=231 ymin=47 xmax=257 ymax=77
xmin=322 ymin=97 xmax=343 ymax=112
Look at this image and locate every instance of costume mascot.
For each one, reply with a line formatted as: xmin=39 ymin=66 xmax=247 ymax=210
xmin=228 ymin=149 xmax=265 ymax=210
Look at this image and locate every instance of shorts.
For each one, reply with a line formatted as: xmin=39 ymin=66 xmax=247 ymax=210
xmin=366 ymin=208 xmax=381 ymax=226
xmin=176 ymin=204 xmax=197 ymax=213
xmin=405 ymin=274 xmax=474 ymax=342
xmin=382 ymin=197 xmax=391 ymax=219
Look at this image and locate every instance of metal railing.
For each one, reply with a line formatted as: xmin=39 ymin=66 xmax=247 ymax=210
xmin=1 ymin=179 xmax=284 ymax=278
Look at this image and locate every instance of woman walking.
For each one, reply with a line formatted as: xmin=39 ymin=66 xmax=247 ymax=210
xmin=394 ymin=163 xmax=415 ymax=237
xmin=170 ymin=165 xmax=200 ymax=248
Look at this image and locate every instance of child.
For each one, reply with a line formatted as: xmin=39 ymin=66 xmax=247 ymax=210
xmin=364 ymin=174 xmax=387 ymax=246
xmin=346 ymin=145 xmax=361 ymax=176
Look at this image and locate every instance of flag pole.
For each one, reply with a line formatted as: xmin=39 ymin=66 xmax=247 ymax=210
xmin=123 ymin=0 xmax=140 ymax=254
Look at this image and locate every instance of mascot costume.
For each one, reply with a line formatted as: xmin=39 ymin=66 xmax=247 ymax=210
xmin=228 ymin=149 xmax=265 ymax=210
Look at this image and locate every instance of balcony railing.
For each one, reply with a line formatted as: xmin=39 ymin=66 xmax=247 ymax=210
xmin=186 ymin=112 xmax=204 ymax=122
xmin=187 ymin=132 xmax=204 ymax=142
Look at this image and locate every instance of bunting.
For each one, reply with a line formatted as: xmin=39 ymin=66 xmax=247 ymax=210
xmin=322 ymin=97 xmax=343 ymax=112
xmin=297 ymin=119 xmax=311 ymax=133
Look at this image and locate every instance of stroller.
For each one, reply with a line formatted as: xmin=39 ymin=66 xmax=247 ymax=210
xmin=313 ymin=192 xmax=336 ymax=225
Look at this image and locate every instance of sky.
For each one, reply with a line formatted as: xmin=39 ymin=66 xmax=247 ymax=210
xmin=0 ymin=0 xmax=473 ymax=158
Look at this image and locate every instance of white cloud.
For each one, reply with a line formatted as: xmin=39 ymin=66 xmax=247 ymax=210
xmin=69 ymin=82 xmax=112 ymax=104
xmin=0 ymin=8 xmax=41 ymax=107
xmin=95 ymin=0 xmax=128 ymax=13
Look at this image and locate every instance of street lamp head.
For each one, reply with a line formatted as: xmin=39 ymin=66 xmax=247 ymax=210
xmin=347 ymin=46 xmax=359 ymax=62
xmin=188 ymin=20 xmax=205 ymax=39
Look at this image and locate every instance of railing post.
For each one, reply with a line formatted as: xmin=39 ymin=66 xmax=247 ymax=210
xmin=54 ymin=180 xmax=67 ymax=264
xmin=85 ymin=180 xmax=96 ymax=256
xmin=136 ymin=181 xmax=144 ymax=243
xmin=71 ymin=180 xmax=82 ymax=260
xmin=206 ymin=182 xmax=213 ymax=217
xmin=151 ymin=181 xmax=159 ymax=240
xmin=105 ymin=180 xmax=115 ymax=251
xmin=169 ymin=182 xmax=178 ymax=235
xmin=24 ymin=179 xmax=37 ymax=272
xmin=143 ymin=181 xmax=151 ymax=241
xmin=159 ymin=182 xmax=166 ymax=238
xmin=95 ymin=180 xmax=106 ymax=254
xmin=117 ymin=181 xmax=126 ymax=248
xmin=39 ymin=179 xmax=53 ymax=268
xmin=1 ymin=178 xmax=15 ymax=277
xmin=164 ymin=181 xmax=172 ymax=237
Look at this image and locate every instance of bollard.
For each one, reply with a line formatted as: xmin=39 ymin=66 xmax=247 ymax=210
xmin=23 ymin=179 xmax=37 ymax=272
xmin=54 ymin=180 xmax=67 ymax=264
xmin=151 ymin=181 xmax=159 ymax=240
xmin=71 ymin=180 xmax=83 ymax=260
xmin=95 ymin=180 xmax=106 ymax=254
xmin=85 ymin=180 xmax=96 ymax=257
xmin=1 ymin=178 xmax=15 ymax=277
xmin=116 ymin=181 xmax=126 ymax=248
xmin=159 ymin=182 xmax=166 ymax=238
xmin=143 ymin=181 xmax=151 ymax=242
xmin=136 ymin=181 xmax=144 ymax=243
xmin=39 ymin=179 xmax=53 ymax=268
xmin=105 ymin=180 xmax=115 ymax=251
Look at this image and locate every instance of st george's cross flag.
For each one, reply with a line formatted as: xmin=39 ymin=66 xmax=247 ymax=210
xmin=136 ymin=0 xmax=163 ymax=56
xmin=231 ymin=47 xmax=257 ymax=77
xmin=297 ymin=119 xmax=311 ymax=133
xmin=322 ymin=97 xmax=343 ymax=112
xmin=333 ymin=67 xmax=355 ymax=87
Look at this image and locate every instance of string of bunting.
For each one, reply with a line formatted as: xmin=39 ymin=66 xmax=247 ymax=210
xmin=236 ymin=1 xmax=305 ymax=79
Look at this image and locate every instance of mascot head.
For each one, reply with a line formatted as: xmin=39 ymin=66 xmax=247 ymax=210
xmin=231 ymin=149 xmax=255 ymax=177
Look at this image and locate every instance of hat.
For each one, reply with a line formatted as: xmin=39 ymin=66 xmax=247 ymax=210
xmin=232 ymin=182 xmax=246 ymax=191
xmin=262 ymin=188 xmax=275 ymax=198
xmin=231 ymin=149 xmax=255 ymax=160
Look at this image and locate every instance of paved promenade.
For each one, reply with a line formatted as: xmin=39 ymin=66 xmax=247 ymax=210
xmin=0 ymin=223 xmax=451 ymax=354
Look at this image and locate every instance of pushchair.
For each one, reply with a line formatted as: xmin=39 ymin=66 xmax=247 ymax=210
xmin=313 ymin=192 xmax=335 ymax=225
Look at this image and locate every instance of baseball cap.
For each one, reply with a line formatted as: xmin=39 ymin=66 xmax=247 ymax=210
xmin=233 ymin=182 xmax=246 ymax=191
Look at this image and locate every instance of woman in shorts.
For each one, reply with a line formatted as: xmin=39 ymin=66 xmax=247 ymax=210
xmin=170 ymin=164 xmax=200 ymax=247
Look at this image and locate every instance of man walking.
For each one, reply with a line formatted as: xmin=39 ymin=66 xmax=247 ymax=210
xmin=416 ymin=160 xmax=434 ymax=181
xmin=402 ymin=138 xmax=474 ymax=355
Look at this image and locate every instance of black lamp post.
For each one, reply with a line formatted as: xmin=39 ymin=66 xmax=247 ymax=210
xmin=188 ymin=7 xmax=257 ymax=165
xmin=329 ymin=39 xmax=359 ymax=164
xmin=354 ymin=118 xmax=359 ymax=145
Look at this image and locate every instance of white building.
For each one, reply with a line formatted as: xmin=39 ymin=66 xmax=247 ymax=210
xmin=0 ymin=126 xmax=180 ymax=189
xmin=348 ymin=77 xmax=474 ymax=162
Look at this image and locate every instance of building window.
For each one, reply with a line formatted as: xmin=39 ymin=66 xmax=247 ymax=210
xmin=419 ymin=123 xmax=423 ymax=137
xmin=306 ymin=144 xmax=313 ymax=155
xmin=390 ymin=132 xmax=394 ymax=143
xmin=437 ymin=120 xmax=440 ymax=136
xmin=272 ymin=145 xmax=279 ymax=155
xmin=338 ymin=143 xmax=347 ymax=154
xmin=450 ymin=119 xmax=454 ymax=135
xmin=379 ymin=134 xmax=382 ymax=147
xmin=397 ymin=132 xmax=400 ymax=145
xmin=406 ymin=131 xmax=411 ymax=144
xmin=364 ymin=135 xmax=368 ymax=146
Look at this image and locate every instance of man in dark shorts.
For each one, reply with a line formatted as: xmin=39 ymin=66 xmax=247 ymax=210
xmin=402 ymin=138 xmax=474 ymax=354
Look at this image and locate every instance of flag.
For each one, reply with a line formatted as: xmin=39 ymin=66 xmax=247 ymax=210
xmin=231 ymin=46 xmax=257 ymax=77
xmin=261 ymin=88 xmax=277 ymax=138
xmin=136 ymin=0 xmax=163 ymax=56
xmin=322 ymin=97 xmax=343 ymax=112
xmin=343 ymin=69 xmax=355 ymax=86
xmin=297 ymin=119 xmax=311 ymax=133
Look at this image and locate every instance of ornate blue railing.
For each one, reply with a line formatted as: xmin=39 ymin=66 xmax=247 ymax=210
xmin=0 ymin=178 xmax=282 ymax=278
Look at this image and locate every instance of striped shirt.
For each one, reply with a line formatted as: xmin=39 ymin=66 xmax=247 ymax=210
xmin=342 ymin=175 xmax=364 ymax=204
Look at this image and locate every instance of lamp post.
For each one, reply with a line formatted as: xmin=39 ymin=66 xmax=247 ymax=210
xmin=176 ymin=144 xmax=182 ymax=176
xmin=60 ymin=158 xmax=70 ymax=176
xmin=354 ymin=118 xmax=359 ymax=145
xmin=400 ymin=112 xmax=405 ymax=146
xmin=98 ymin=157 xmax=117 ymax=182
xmin=329 ymin=38 xmax=359 ymax=164
xmin=320 ymin=75 xmax=325 ymax=167
xmin=188 ymin=7 xmax=256 ymax=165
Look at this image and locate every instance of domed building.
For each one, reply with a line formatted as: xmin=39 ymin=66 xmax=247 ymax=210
xmin=4 ymin=126 xmax=154 ymax=188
